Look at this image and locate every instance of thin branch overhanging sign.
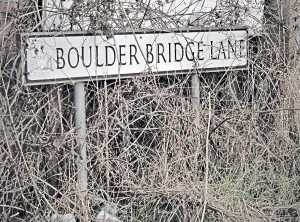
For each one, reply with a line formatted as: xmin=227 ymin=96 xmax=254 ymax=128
xmin=21 ymin=28 xmax=248 ymax=85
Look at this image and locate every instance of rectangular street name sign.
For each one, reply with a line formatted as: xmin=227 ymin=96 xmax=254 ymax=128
xmin=21 ymin=28 xmax=248 ymax=85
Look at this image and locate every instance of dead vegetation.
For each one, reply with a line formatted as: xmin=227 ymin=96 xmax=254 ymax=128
xmin=0 ymin=0 xmax=299 ymax=221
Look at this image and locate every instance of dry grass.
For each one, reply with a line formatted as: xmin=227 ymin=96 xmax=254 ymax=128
xmin=0 ymin=1 xmax=299 ymax=221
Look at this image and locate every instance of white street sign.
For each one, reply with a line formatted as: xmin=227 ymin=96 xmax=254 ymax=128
xmin=21 ymin=28 xmax=247 ymax=85
xmin=43 ymin=0 xmax=264 ymax=34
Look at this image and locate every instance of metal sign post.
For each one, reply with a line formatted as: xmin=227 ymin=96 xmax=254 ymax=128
xmin=191 ymin=74 xmax=200 ymax=106
xmin=74 ymin=82 xmax=88 ymax=198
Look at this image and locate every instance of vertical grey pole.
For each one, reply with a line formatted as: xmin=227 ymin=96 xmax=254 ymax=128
xmin=191 ymin=73 xmax=200 ymax=171
xmin=191 ymin=74 xmax=200 ymax=106
xmin=74 ymin=82 xmax=88 ymax=198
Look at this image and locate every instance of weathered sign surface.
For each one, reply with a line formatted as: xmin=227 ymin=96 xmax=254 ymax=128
xmin=43 ymin=0 xmax=263 ymax=34
xmin=21 ymin=28 xmax=247 ymax=85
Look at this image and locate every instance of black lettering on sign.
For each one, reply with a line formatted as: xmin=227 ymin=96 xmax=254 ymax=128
xmin=68 ymin=47 xmax=79 ymax=68
xmin=186 ymin=42 xmax=195 ymax=61
xmin=168 ymin=43 xmax=171 ymax=62
xmin=129 ymin=45 xmax=139 ymax=65
xmin=210 ymin=41 xmax=218 ymax=60
xmin=96 ymin=46 xmax=103 ymax=67
xmin=82 ymin=46 xmax=92 ymax=67
xmin=239 ymin=40 xmax=245 ymax=58
xmin=197 ymin=41 xmax=204 ymax=60
xmin=105 ymin=45 xmax=116 ymax=66
xmin=218 ymin=41 xmax=226 ymax=59
xmin=228 ymin=40 xmax=236 ymax=59
xmin=119 ymin=45 xmax=126 ymax=65
xmin=146 ymin=44 xmax=154 ymax=64
xmin=56 ymin=48 xmax=65 ymax=69
xmin=157 ymin=43 xmax=166 ymax=63
xmin=174 ymin=43 xmax=184 ymax=62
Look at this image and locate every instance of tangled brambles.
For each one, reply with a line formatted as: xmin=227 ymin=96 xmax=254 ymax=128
xmin=0 ymin=1 xmax=299 ymax=221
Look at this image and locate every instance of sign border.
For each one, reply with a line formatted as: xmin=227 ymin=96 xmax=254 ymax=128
xmin=19 ymin=27 xmax=248 ymax=85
